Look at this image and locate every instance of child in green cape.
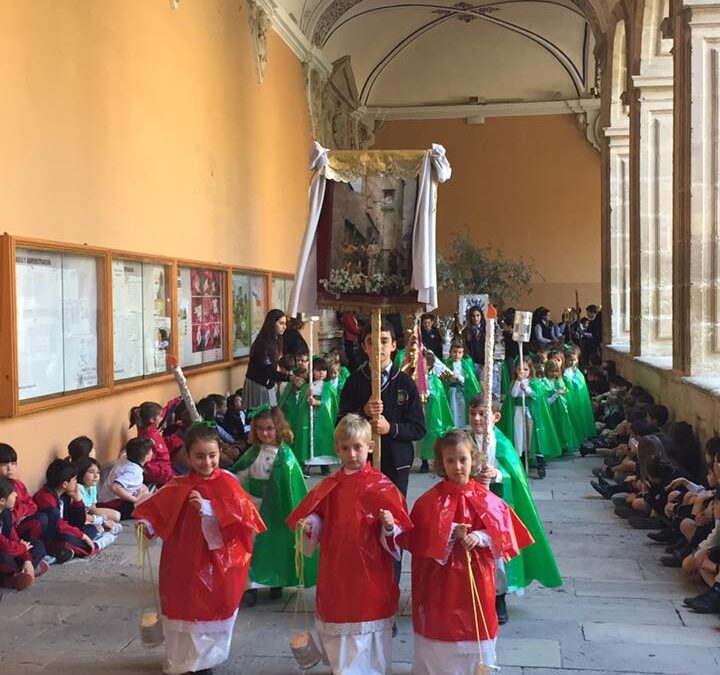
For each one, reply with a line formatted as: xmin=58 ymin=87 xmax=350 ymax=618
xmin=442 ymin=340 xmax=481 ymax=427
xmin=562 ymin=345 xmax=598 ymax=442
xmin=419 ymin=351 xmax=455 ymax=473
xmin=469 ymin=395 xmax=562 ymax=623
xmin=294 ymin=357 xmax=339 ymax=475
xmin=498 ymin=357 xmax=561 ymax=477
xmin=232 ymin=405 xmax=318 ymax=607
xmin=544 ymin=359 xmax=580 ymax=453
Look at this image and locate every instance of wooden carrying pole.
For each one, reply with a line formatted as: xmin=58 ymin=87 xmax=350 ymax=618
xmin=371 ymin=307 xmax=383 ymax=470
xmin=482 ymin=306 xmax=497 ymax=464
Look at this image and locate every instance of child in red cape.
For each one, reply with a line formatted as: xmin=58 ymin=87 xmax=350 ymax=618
xmin=396 ymin=430 xmax=533 ymax=674
xmin=287 ymin=414 xmax=413 ymax=675
xmin=134 ymin=423 xmax=265 ymax=675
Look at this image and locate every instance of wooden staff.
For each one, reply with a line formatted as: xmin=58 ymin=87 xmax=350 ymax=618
xmin=371 ymin=307 xmax=382 ymax=470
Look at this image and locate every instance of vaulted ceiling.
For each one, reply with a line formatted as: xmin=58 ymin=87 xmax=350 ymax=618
xmin=275 ymin=0 xmax=616 ymax=109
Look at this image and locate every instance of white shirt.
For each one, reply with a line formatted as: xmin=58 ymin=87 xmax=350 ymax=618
xmin=98 ymin=456 xmax=144 ymax=503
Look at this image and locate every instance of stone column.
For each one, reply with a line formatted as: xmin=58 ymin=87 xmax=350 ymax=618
xmin=673 ymin=0 xmax=720 ymax=375
xmin=606 ymin=126 xmax=632 ymax=348
xmin=633 ymin=75 xmax=674 ymax=357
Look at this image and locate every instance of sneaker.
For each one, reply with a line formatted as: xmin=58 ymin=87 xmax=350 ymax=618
xmin=684 ymin=588 xmax=720 ymax=613
xmin=34 ymin=560 xmax=50 ymax=578
xmin=647 ymin=529 xmax=680 ymax=544
xmin=3 ymin=571 xmax=34 ymax=590
xmin=54 ymin=547 xmax=75 ymax=565
xmin=94 ymin=532 xmax=116 ymax=551
xmin=42 ymin=555 xmax=57 ymax=566
xmin=659 ymin=554 xmax=683 ymax=568
xmin=110 ymin=522 xmax=123 ymax=535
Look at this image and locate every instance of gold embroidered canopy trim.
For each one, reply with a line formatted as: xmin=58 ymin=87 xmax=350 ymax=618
xmin=323 ymin=149 xmax=427 ymax=182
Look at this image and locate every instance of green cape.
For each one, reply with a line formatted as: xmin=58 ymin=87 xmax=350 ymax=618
xmin=338 ymin=365 xmax=350 ymax=393
xmin=498 ymin=379 xmax=563 ymax=462
xmin=488 ymin=428 xmax=563 ymax=590
xmin=443 ymin=356 xmax=482 ymax=424
xmin=282 ymin=382 xmax=338 ymax=463
xmin=563 ymin=367 xmax=597 ymax=440
xmin=543 ymin=377 xmax=580 ymax=453
xmin=231 ymin=443 xmax=318 ymax=588
xmin=501 ymin=360 xmax=511 ymax=397
xmin=420 ymin=373 xmax=455 ymax=460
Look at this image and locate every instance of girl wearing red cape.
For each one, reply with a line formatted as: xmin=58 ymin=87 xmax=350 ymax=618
xmin=397 ymin=431 xmax=533 ymax=674
xmin=134 ymin=423 xmax=265 ymax=675
xmin=287 ymin=414 xmax=413 ymax=675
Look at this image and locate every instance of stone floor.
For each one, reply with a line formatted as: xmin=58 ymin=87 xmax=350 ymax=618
xmin=1 ymin=455 xmax=719 ymax=674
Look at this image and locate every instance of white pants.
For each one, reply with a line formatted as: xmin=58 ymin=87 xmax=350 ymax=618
xmin=162 ymin=611 xmax=237 ymax=675
xmin=412 ymin=633 xmax=496 ymax=675
xmin=317 ymin=617 xmax=393 ymax=675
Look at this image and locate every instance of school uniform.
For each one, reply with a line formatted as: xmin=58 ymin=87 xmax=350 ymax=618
xmin=0 ymin=509 xmax=46 ymax=578
xmin=421 ymin=327 xmax=443 ymax=358
xmin=12 ymin=478 xmax=48 ymax=541
xmin=338 ymin=362 xmax=425 ymax=496
xmin=33 ymin=487 xmax=94 ymax=557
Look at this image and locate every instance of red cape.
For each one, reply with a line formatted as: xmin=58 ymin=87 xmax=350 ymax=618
xmin=400 ymin=480 xmax=533 ymax=642
xmin=134 ymin=469 xmax=265 ymax=622
xmin=287 ymin=464 xmax=412 ymax=623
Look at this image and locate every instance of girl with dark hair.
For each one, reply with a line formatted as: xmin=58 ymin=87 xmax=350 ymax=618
xmin=243 ymin=309 xmax=289 ymax=410
xmin=460 ymin=305 xmax=486 ymax=379
xmin=282 ymin=315 xmax=309 ymax=357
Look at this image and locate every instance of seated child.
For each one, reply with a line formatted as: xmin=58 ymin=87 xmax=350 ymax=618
xmin=134 ymin=423 xmax=265 ymax=675
xmin=34 ymin=459 xmax=95 ymax=562
xmin=224 ymin=392 xmax=250 ymax=440
xmin=129 ymin=401 xmax=176 ymax=486
xmin=0 ymin=476 xmax=48 ymax=589
xmin=397 ymin=431 xmax=532 ymax=674
xmin=97 ymin=438 xmax=153 ymax=520
xmin=67 ymin=436 xmax=95 ymax=463
xmin=232 ymin=405 xmax=317 ymax=606
xmin=0 ymin=443 xmax=47 ymax=544
xmin=287 ymin=414 xmax=413 ymax=675
xmin=75 ymin=457 xmax=122 ymax=546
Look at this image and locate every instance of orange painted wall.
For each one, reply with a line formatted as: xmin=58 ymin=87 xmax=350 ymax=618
xmin=0 ymin=1 xmax=312 ymax=487
xmin=373 ymin=116 xmax=601 ymax=318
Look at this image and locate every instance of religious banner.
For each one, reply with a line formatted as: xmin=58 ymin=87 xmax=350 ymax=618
xmin=289 ymin=143 xmax=451 ymax=315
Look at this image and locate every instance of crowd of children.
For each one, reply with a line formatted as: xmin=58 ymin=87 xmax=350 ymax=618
xmin=0 ymin=308 xmax=617 ymax=675
xmin=584 ymin=374 xmax=720 ymax=618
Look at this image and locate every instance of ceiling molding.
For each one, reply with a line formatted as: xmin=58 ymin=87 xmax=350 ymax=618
xmin=255 ymin=0 xmax=333 ymax=77
xmin=366 ymin=97 xmax=600 ymax=121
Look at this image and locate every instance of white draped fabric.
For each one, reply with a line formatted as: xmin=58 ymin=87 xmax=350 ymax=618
xmin=288 ymin=142 xmax=451 ymax=316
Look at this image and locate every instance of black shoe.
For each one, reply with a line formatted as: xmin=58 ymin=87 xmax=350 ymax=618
xmin=55 ymin=547 xmax=75 ymax=564
xmin=302 ymin=465 xmax=310 ymax=478
xmin=659 ymin=554 xmax=683 ymax=568
xmin=612 ymin=495 xmax=628 ymax=508
xmin=614 ymin=505 xmax=636 ymax=519
xmin=647 ymin=529 xmax=680 ymax=544
xmin=629 ymin=516 xmax=663 ymax=530
xmin=419 ymin=460 xmax=429 ymax=474
xmin=590 ymin=480 xmax=613 ymax=499
xmin=242 ymin=589 xmax=258 ymax=607
xmin=536 ymin=455 xmax=546 ymax=479
xmin=591 ymin=467 xmax=607 ymax=478
xmin=495 ymin=593 xmax=508 ymax=625
xmin=269 ymin=586 xmax=283 ymax=600
xmin=320 ymin=465 xmax=330 ymax=475
xmin=684 ymin=588 xmax=720 ymax=613
xmin=392 ymin=621 xmax=398 ymax=638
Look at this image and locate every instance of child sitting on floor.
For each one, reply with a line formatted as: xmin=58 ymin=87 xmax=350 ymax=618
xmin=75 ymin=457 xmax=122 ymax=545
xmin=287 ymin=414 xmax=413 ymax=675
xmin=0 ymin=443 xmax=48 ymax=548
xmin=67 ymin=435 xmax=95 ymax=463
xmin=129 ymin=401 xmax=176 ymax=486
xmin=97 ymin=438 xmax=153 ymax=520
xmin=0 ymin=476 xmax=48 ymax=589
xmin=33 ymin=459 xmax=95 ymax=563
